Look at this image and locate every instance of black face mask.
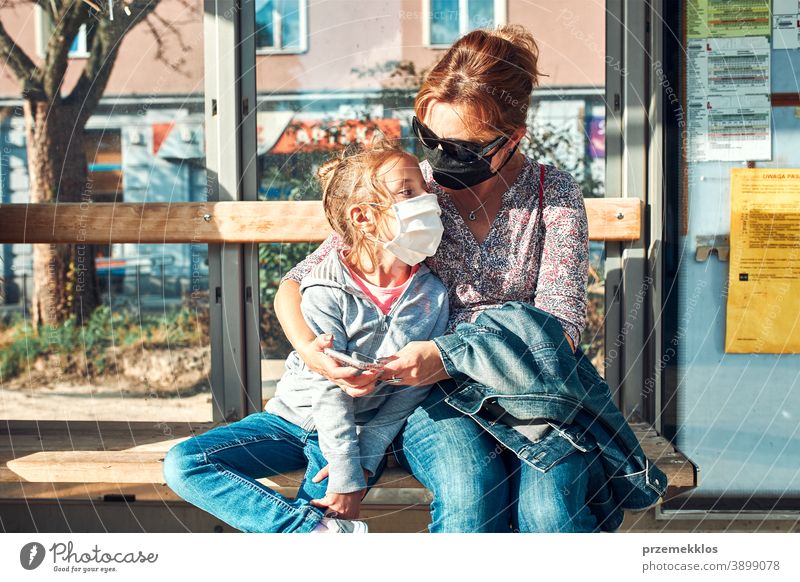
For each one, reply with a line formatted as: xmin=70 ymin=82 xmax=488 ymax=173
xmin=424 ymin=141 xmax=519 ymax=190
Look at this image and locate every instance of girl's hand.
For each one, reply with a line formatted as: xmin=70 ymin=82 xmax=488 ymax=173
xmin=310 ymin=466 xmax=369 ymax=519
xmin=298 ymin=334 xmax=381 ymax=397
xmin=309 ymin=491 xmax=363 ymax=520
xmin=312 ymin=464 xmax=371 ymax=495
xmin=379 ymin=340 xmax=451 ymax=387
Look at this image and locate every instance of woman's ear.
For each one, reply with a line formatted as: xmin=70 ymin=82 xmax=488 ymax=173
xmin=491 ymin=127 xmax=526 ymax=172
xmin=510 ymin=126 xmax=527 ymax=145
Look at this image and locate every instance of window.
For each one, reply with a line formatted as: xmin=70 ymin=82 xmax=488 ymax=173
xmin=35 ymin=7 xmax=91 ymax=58
xmin=69 ymin=24 xmax=90 ymax=58
xmin=424 ymin=0 xmax=507 ymax=47
xmin=255 ymin=0 xmax=308 ymax=54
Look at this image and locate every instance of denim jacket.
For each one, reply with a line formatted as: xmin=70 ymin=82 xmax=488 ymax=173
xmin=432 ymin=301 xmax=668 ymax=532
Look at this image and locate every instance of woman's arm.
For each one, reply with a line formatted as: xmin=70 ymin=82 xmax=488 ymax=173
xmin=274 ymin=278 xmax=316 ymax=353
xmin=378 ymin=286 xmax=452 ymax=387
xmin=534 ymin=172 xmax=589 ymax=353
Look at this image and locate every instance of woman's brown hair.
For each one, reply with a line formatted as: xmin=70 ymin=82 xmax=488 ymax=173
xmin=318 ymin=140 xmax=410 ymax=271
xmin=415 ymin=24 xmax=542 ymax=139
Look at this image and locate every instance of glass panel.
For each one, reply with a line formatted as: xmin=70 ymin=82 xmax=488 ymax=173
xmin=256 ymin=0 xmax=276 ymax=48
xmin=467 ymin=0 xmax=495 ymax=30
xmin=279 ymin=0 xmax=302 ymax=49
xmin=665 ymin=1 xmax=800 ymax=502
xmin=255 ymin=1 xmax=608 ymax=393
xmin=69 ymin=27 xmax=83 ymax=55
xmin=0 ymin=3 xmax=210 ymax=422
xmin=255 ymin=0 xmax=301 ymax=50
xmin=431 ymin=0 xmax=460 ymax=45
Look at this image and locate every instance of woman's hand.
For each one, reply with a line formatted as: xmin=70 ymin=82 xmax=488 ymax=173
xmin=379 ymin=340 xmax=451 ymax=387
xmin=310 ymin=465 xmax=370 ymax=518
xmin=564 ymin=331 xmax=575 ymax=353
xmin=298 ymin=334 xmax=381 ymax=397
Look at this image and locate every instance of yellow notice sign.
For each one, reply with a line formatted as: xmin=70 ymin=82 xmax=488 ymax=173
xmin=726 ymin=169 xmax=800 ymax=353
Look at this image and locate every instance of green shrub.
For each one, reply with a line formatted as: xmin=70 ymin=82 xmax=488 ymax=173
xmin=0 ymin=305 xmax=206 ymax=381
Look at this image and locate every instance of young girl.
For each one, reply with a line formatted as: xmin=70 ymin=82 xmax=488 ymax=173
xmin=163 ymin=141 xmax=449 ymax=533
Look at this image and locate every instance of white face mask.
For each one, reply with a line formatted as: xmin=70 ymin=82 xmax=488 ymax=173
xmin=366 ymin=193 xmax=444 ymax=266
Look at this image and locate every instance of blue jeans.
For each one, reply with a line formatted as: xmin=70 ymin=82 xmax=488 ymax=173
xmin=393 ymin=383 xmax=600 ymax=533
xmin=163 ymin=411 xmax=385 ymax=533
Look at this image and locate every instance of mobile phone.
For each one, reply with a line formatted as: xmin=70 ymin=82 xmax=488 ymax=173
xmin=323 ymin=348 xmax=387 ymax=371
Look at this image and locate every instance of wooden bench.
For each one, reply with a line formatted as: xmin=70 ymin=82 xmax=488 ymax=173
xmin=1 ymin=419 xmax=695 ymax=508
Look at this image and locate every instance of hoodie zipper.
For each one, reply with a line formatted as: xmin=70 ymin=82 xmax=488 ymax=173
xmin=306 ymin=254 xmax=430 ymax=355
xmin=348 ymin=266 xmax=428 ymax=334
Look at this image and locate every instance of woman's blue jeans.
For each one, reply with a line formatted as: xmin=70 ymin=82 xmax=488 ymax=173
xmin=163 ymin=411 xmax=385 ymax=533
xmin=392 ymin=383 xmax=600 ymax=533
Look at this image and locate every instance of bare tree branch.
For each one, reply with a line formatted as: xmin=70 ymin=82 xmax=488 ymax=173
xmin=41 ymin=0 xmax=89 ymax=98
xmin=0 ymin=15 xmax=39 ymax=87
xmin=140 ymin=0 xmax=200 ymax=74
xmin=66 ymin=0 xmax=159 ymax=116
xmin=142 ymin=10 xmax=189 ymax=72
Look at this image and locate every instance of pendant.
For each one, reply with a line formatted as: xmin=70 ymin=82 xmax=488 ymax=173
xmin=468 ymin=211 xmax=476 ymax=221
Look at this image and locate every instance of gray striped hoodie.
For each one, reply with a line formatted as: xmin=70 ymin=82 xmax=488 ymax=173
xmin=265 ymin=250 xmax=449 ymax=494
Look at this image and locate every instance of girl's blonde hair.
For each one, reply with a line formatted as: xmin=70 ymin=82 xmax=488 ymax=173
xmin=318 ymin=140 xmax=410 ymax=271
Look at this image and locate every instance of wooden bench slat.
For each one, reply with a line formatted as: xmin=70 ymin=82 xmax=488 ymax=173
xmin=6 ymin=451 xmax=421 ymax=489
xmin=1 ymin=419 xmax=695 ymax=496
xmin=0 ymin=198 xmax=641 ymax=244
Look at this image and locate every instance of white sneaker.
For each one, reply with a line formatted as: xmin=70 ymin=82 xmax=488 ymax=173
xmin=312 ymin=517 xmax=369 ymax=533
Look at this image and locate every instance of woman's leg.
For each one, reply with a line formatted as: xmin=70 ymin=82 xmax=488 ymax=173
xmin=392 ymin=383 xmax=512 ymax=533
xmin=163 ymin=411 xmax=325 ymax=533
xmin=503 ymin=448 xmax=598 ymax=533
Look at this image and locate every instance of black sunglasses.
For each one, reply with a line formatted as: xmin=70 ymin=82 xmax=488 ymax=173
xmin=412 ymin=116 xmax=509 ymax=163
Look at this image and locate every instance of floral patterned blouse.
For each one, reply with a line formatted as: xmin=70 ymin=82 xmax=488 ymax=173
xmin=282 ymin=156 xmax=589 ymax=349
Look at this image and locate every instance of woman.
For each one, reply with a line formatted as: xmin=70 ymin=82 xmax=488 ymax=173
xmin=275 ymin=24 xmax=599 ymax=532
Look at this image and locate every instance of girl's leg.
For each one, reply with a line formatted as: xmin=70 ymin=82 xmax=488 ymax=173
xmin=294 ymin=434 xmax=334 ymax=504
xmin=503 ymin=448 xmax=598 ymax=533
xmin=392 ymin=383 xmax=512 ymax=533
xmin=294 ymin=434 xmax=388 ymax=504
xmin=163 ymin=411 xmax=324 ymax=533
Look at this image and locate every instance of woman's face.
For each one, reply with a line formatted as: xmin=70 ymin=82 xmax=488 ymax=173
xmin=424 ymin=99 xmax=498 ymax=142
xmin=422 ymin=99 xmax=523 ymax=175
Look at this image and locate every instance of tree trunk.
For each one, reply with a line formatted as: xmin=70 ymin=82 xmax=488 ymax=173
xmin=26 ymin=99 xmax=100 ymax=330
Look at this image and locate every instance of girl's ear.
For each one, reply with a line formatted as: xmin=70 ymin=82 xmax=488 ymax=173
xmin=349 ymin=204 xmax=375 ymax=236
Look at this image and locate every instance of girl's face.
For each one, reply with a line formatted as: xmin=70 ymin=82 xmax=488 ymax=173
xmin=367 ymin=153 xmax=430 ymax=241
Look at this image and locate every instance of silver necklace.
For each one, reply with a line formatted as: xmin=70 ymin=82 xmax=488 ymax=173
xmin=466 ymin=196 xmax=491 ymax=221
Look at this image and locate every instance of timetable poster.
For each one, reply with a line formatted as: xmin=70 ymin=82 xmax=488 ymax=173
xmin=687 ymin=0 xmax=771 ymax=38
xmin=725 ymin=169 xmax=800 ymax=353
xmin=686 ymin=36 xmax=772 ymax=161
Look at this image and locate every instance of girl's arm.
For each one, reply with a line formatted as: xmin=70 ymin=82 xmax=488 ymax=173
xmin=275 ymin=234 xmax=381 ymax=394
xmin=299 ymin=285 xmax=366 ymax=496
